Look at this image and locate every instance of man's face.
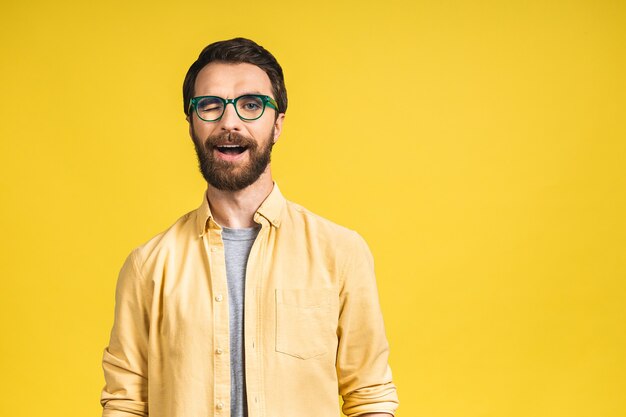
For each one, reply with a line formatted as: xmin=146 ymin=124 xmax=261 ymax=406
xmin=188 ymin=62 xmax=284 ymax=191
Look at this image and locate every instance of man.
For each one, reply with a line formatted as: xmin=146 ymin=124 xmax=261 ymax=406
xmin=101 ymin=38 xmax=399 ymax=417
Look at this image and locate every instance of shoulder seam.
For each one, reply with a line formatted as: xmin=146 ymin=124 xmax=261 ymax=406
xmin=129 ymin=248 xmax=151 ymax=308
xmin=339 ymin=230 xmax=361 ymax=291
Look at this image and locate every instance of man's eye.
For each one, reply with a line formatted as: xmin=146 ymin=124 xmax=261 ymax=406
xmin=238 ymin=96 xmax=263 ymax=111
xmin=196 ymin=98 xmax=223 ymax=112
xmin=199 ymin=105 xmax=221 ymax=112
xmin=198 ymin=104 xmax=223 ymax=112
xmin=242 ymin=102 xmax=261 ymax=110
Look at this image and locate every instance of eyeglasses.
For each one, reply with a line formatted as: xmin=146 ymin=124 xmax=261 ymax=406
xmin=188 ymin=94 xmax=278 ymax=122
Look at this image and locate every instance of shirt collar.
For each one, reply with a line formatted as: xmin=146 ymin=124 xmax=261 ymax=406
xmin=196 ymin=183 xmax=286 ymax=236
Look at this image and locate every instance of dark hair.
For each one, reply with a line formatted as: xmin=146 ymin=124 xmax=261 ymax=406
xmin=183 ymin=37 xmax=287 ymax=117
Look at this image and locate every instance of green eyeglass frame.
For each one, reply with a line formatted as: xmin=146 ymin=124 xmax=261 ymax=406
xmin=188 ymin=94 xmax=278 ymax=122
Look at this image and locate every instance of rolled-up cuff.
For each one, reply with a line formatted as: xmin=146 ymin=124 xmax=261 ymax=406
xmin=342 ymin=381 xmax=399 ymax=417
xmin=101 ymin=399 xmax=148 ymax=417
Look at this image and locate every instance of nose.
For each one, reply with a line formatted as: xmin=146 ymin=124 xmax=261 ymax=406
xmin=218 ymin=102 xmax=242 ymax=132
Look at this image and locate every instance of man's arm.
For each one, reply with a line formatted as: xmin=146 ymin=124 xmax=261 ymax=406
xmin=336 ymin=232 xmax=399 ymax=417
xmin=101 ymin=250 xmax=150 ymax=417
xmin=361 ymin=414 xmax=394 ymax=417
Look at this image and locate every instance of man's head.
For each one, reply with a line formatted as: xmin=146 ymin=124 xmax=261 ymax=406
xmin=183 ymin=38 xmax=287 ymax=192
xmin=183 ymin=38 xmax=287 ymax=119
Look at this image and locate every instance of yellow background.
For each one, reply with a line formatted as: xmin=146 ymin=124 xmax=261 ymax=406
xmin=1 ymin=1 xmax=625 ymax=416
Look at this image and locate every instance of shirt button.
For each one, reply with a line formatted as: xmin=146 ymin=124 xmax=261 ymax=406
xmin=215 ymin=294 xmax=223 ymax=302
xmin=216 ymin=348 xmax=223 ymax=355
xmin=211 ymin=247 xmax=218 ymax=252
xmin=216 ymin=402 xmax=224 ymax=410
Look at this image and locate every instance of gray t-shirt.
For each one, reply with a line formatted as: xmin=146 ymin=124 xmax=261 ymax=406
xmin=222 ymin=225 xmax=260 ymax=417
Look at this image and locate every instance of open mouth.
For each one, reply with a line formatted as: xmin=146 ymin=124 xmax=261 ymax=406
xmin=215 ymin=145 xmax=248 ymax=155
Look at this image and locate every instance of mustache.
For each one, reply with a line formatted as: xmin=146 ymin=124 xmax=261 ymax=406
xmin=203 ymin=131 xmax=257 ymax=149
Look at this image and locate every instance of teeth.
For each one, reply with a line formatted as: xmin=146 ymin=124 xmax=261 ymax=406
xmin=218 ymin=145 xmax=243 ymax=148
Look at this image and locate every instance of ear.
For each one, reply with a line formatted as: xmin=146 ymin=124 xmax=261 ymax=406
xmin=186 ymin=115 xmax=193 ymax=139
xmin=272 ymin=113 xmax=285 ymax=144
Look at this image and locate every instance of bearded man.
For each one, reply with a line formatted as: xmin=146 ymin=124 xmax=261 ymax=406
xmin=101 ymin=38 xmax=399 ymax=417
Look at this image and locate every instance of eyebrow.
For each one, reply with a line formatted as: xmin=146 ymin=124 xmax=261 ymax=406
xmin=196 ymin=91 xmax=266 ymax=98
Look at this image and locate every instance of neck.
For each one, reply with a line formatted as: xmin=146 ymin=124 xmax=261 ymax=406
xmin=206 ymin=168 xmax=274 ymax=228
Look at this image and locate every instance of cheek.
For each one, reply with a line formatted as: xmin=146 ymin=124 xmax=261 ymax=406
xmin=251 ymin=119 xmax=276 ymax=139
xmin=191 ymin=120 xmax=213 ymax=139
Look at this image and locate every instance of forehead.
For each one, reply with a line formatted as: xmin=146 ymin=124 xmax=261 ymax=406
xmin=194 ymin=62 xmax=273 ymax=97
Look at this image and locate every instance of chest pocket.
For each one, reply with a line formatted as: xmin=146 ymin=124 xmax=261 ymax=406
xmin=275 ymin=288 xmax=335 ymax=360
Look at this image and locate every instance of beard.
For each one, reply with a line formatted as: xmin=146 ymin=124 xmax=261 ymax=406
xmin=191 ymin=128 xmax=274 ymax=192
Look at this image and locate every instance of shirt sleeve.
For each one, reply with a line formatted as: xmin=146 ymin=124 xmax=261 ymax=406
xmin=336 ymin=232 xmax=399 ymax=417
xmin=101 ymin=249 xmax=150 ymax=417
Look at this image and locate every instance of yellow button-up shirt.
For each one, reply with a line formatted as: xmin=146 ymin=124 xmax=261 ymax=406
xmin=101 ymin=184 xmax=399 ymax=417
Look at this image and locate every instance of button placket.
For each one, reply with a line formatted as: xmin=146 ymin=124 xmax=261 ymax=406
xmin=205 ymin=226 xmax=230 ymax=417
